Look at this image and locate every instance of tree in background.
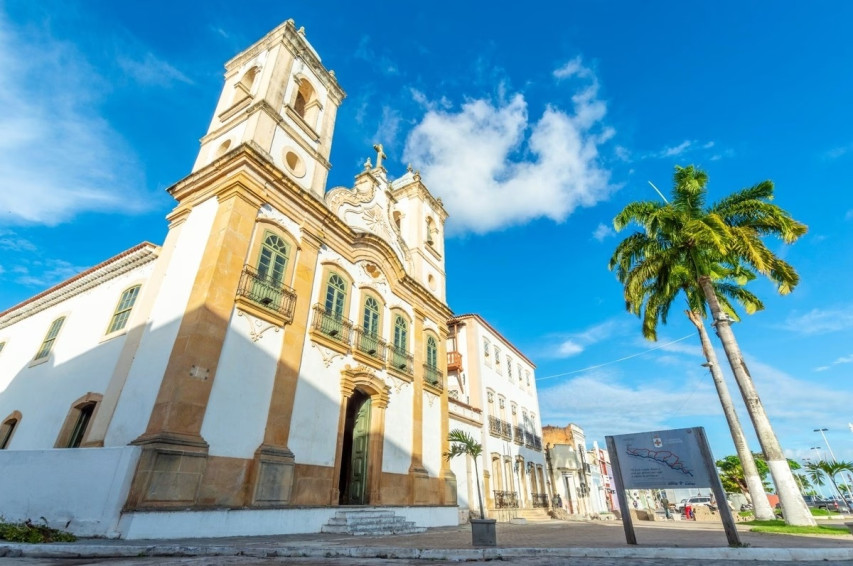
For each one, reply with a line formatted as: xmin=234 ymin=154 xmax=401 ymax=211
xmin=611 ymin=165 xmax=811 ymax=525
xmin=445 ymin=429 xmax=485 ymax=520
xmin=805 ymin=460 xmax=853 ymax=503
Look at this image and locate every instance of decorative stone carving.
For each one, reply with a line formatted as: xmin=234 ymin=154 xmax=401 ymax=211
xmin=237 ymin=310 xmax=282 ymax=342
xmin=258 ymin=204 xmax=303 ymax=242
xmin=312 ymin=343 xmax=343 ymax=368
xmin=425 ymin=390 xmax=438 ymax=407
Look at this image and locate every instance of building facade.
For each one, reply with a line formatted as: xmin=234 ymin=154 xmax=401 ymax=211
xmin=0 ymin=20 xmax=458 ymax=538
xmin=445 ymin=314 xmax=549 ymax=521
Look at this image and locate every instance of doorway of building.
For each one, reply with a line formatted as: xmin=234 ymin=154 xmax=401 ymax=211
xmin=339 ymin=390 xmax=371 ymax=505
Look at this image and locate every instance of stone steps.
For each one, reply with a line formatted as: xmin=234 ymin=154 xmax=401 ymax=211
xmin=321 ymin=509 xmax=426 ymax=536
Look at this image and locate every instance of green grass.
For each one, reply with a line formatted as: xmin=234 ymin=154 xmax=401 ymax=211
xmin=0 ymin=519 xmax=76 ymax=543
xmin=746 ymin=519 xmax=850 ymax=536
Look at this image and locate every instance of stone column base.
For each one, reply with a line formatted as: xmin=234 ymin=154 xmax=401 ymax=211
xmin=125 ymin=433 xmax=210 ymax=509
xmin=250 ymin=444 xmax=295 ymax=506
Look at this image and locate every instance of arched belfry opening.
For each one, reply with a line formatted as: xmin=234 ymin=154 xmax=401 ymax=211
xmin=334 ymin=366 xmax=390 ymax=506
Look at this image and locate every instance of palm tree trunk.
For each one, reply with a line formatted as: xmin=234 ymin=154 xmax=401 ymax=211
xmin=685 ymin=309 xmax=775 ymax=521
xmin=473 ymin=458 xmax=485 ymax=519
xmin=697 ymin=276 xmax=815 ymax=526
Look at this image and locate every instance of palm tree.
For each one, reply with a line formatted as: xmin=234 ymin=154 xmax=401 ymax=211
xmin=805 ymin=460 xmax=853 ymax=506
xmin=445 ymin=428 xmax=486 ymax=519
xmin=610 ymin=184 xmax=775 ymax=521
xmin=610 ymin=165 xmax=812 ymax=525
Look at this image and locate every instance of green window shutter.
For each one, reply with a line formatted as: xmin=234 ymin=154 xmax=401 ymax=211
xmin=325 ymin=274 xmax=346 ymax=319
xmin=363 ymin=297 xmax=380 ymax=336
xmin=107 ymin=285 xmax=141 ymax=334
xmin=35 ymin=317 xmax=65 ymax=360
xmin=427 ymin=336 xmax=438 ymax=368
xmin=393 ymin=316 xmax=408 ymax=351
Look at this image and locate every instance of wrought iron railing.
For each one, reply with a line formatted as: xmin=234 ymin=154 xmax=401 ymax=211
xmin=388 ymin=345 xmax=414 ymax=375
xmin=525 ymin=432 xmax=535 ymax=449
xmin=311 ymin=304 xmax=353 ymax=345
xmin=501 ymin=421 xmax=513 ymax=440
xmin=236 ymin=265 xmax=297 ymax=321
xmin=488 ymin=416 xmax=502 ymax=437
xmin=493 ymin=490 xmax=519 ymax=509
xmin=353 ymin=327 xmax=387 ymax=361
xmin=447 ymin=351 xmax=462 ymax=371
xmin=513 ymin=425 xmax=524 ymax=445
xmin=533 ymin=435 xmax=543 ymax=451
xmin=531 ymin=493 xmax=549 ymax=508
xmin=423 ymin=363 xmax=443 ymax=389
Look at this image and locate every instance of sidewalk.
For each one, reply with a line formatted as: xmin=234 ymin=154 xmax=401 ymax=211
xmin=2 ymin=518 xmax=853 ymax=562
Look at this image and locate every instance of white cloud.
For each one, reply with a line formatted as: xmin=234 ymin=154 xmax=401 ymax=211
xmin=354 ymin=35 xmax=399 ymax=76
xmin=781 ymin=305 xmax=853 ymax=335
xmin=826 ymin=143 xmax=853 ymax=159
xmin=553 ymin=56 xmax=593 ymax=80
xmin=835 ymin=354 xmax=853 ymax=364
xmin=117 ymin=52 xmax=192 ymax=87
xmin=661 ymin=140 xmax=692 ymax=157
xmin=592 ymin=222 xmax=614 ymax=241
xmin=373 ymin=106 xmax=403 ymax=149
xmin=404 ymin=58 xmax=615 ymax=235
xmin=0 ymin=12 xmax=152 ymax=225
xmin=556 ymin=340 xmax=584 ymax=357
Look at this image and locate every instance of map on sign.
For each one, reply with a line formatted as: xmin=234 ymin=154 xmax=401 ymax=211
xmin=610 ymin=427 xmax=712 ymax=489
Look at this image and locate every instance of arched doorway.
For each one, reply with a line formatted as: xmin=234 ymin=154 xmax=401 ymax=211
xmin=339 ymin=390 xmax=372 ymax=505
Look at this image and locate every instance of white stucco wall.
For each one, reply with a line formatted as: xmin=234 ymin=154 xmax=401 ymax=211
xmin=200 ymin=309 xmax=283 ymax=458
xmin=0 ymin=446 xmax=140 ymax=537
xmin=381 ymin=378 xmax=413 ymax=474
xmin=422 ymin=391 xmax=442 ymax=477
xmin=106 ymin=197 xmax=219 ymax=446
xmin=0 ymin=263 xmax=155 ymax=449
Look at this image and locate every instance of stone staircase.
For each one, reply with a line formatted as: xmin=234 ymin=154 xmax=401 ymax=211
xmin=515 ymin=507 xmax=551 ymax=522
xmin=321 ymin=509 xmax=427 ymax=536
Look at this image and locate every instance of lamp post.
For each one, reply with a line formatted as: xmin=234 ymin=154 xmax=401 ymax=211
xmin=814 ymin=428 xmax=837 ymax=462
xmin=811 ymin=446 xmax=824 ymax=460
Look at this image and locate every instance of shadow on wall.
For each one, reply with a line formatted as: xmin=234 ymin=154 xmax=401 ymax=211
xmin=0 ymin=300 xmax=450 ymax=536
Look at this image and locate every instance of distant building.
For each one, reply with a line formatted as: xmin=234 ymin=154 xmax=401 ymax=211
xmin=445 ymin=314 xmax=549 ymax=521
xmin=543 ymin=423 xmax=597 ymax=517
xmin=0 ymin=20 xmax=458 ymax=539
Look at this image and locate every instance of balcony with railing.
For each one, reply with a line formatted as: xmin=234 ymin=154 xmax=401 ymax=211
xmin=501 ymin=421 xmax=513 ymax=440
xmin=488 ymin=415 xmax=502 ymax=437
xmin=531 ymin=493 xmax=549 ymax=508
xmin=353 ymin=327 xmax=387 ymax=362
xmin=388 ymin=345 xmax=414 ymax=375
xmin=311 ymin=304 xmax=353 ymax=346
xmin=524 ymin=432 xmax=535 ymax=449
xmin=513 ymin=425 xmax=524 ymax=445
xmin=423 ymin=363 xmax=443 ymax=390
xmin=236 ymin=265 xmax=297 ymax=323
xmin=533 ymin=435 xmax=543 ymax=452
xmin=493 ymin=491 xmax=519 ymax=509
xmin=447 ymin=351 xmax=462 ymax=372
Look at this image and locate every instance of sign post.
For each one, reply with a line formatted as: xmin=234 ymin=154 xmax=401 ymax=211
xmin=606 ymin=426 xmax=741 ymax=547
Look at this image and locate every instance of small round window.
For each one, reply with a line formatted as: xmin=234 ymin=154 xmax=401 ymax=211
xmin=284 ymin=150 xmax=306 ymax=178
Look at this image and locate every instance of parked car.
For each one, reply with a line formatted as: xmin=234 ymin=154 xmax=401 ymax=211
xmin=677 ymin=496 xmax=712 ymax=512
xmin=824 ymin=498 xmax=850 ymax=513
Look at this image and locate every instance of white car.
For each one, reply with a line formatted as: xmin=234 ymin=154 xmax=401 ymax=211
xmin=677 ymin=496 xmax=712 ymax=512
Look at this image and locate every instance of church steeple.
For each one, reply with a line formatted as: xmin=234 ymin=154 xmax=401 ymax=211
xmin=192 ymin=20 xmax=345 ymax=199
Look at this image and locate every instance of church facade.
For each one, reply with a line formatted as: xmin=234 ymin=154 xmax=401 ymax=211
xmin=0 ymin=20 xmax=458 ymax=538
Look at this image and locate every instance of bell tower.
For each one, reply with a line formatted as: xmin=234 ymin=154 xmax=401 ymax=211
xmin=193 ymin=19 xmax=345 ymax=199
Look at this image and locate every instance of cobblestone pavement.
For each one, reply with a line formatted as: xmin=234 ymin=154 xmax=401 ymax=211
xmin=2 ymin=557 xmax=853 ymax=566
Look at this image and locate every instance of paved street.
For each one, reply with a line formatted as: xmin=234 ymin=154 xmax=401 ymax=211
xmin=3 ymin=518 xmax=853 ymax=565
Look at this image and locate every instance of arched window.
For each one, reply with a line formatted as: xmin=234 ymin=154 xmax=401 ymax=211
xmin=325 ymin=274 xmax=347 ymax=319
xmin=258 ymin=232 xmax=289 ymax=285
xmin=363 ymin=297 xmax=380 ymax=337
xmin=426 ymin=336 xmax=438 ymax=368
xmin=293 ymin=79 xmax=317 ymax=120
xmin=34 ymin=316 xmax=65 ymax=360
xmin=393 ymin=316 xmax=408 ymax=352
xmin=0 ymin=412 xmax=20 ymax=450
xmin=55 ymin=394 xmax=102 ymax=449
xmin=107 ymin=285 xmax=141 ymax=334
xmin=67 ymin=403 xmax=95 ymax=448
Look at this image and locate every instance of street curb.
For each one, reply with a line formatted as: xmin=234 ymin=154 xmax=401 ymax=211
xmin=2 ymin=543 xmax=853 ymax=561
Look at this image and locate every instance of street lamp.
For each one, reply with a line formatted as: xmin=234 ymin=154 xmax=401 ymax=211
xmin=814 ymin=428 xmax=837 ymax=462
xmin=811 ymin=446 xmax=823 ymax=460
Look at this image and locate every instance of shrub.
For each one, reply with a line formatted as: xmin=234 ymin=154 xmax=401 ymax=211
xmin=0 ymin=518 xmax=76 ymax=543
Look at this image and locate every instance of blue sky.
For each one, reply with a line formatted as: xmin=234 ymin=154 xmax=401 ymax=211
xmin=2 ymin=1 xmax=852 ymax=470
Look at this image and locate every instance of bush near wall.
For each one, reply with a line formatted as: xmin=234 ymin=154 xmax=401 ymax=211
xmin=0 ymin=519 xmax=77 ymax=543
